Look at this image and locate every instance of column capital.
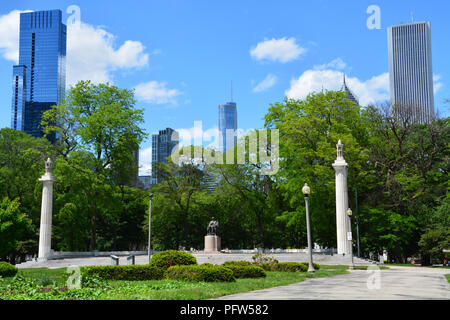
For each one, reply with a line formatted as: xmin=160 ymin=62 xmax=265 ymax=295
xmin=39 ymin=173 xmax=57 ymax=182
xmin=332 ymin=159 xmax=348 ymax=168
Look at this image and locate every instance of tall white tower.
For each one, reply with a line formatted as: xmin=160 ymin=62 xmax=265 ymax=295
xmin=332 ymin=140 xmax=352 ymax=255
xmin=388 ymin=21 xmax=434 ymax=123
xmin=38 ymin=158 xmax=56 ymax=261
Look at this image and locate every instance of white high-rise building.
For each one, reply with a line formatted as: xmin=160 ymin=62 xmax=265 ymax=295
xmin=388 ymin=21 xmax=434 ymax=123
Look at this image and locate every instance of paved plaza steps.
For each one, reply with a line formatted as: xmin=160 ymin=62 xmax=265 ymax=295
xmin=16 ymin=252 xmax=376 ymax=269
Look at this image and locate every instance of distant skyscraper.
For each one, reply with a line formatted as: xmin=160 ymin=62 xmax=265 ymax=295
xmin=218 ymin=101 xmax=237 ymax=154
xmin=341 ymin=74 xmax=359 ymax=105
xmin=11 ymin=10 xmax=67 ymax=141
xmin=388 ymin=21 xmax=434 ymax=123
xmin=151 ymin=128 xmax=179 ymax=184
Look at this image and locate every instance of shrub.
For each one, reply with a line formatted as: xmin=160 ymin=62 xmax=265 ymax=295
xmin=0 ymin=262 xmax=18 ymax=277
xmin=225 ymin=265 xmax=266 ymax=279
xmin=223 ymin=260 xmax=253 ymax=267
xmin=260 ymin=262 xmax=277 ymax=271
xmin=274 ymin=262 xmax=307 ymax=272
xmin=81 ymin=265 xmax=164 ymax=281
xmin=252 ymin=253 xmax=278 ymax=269
xmin=149 ymin=250 xmax=197 ymax=270
xmin=301 ymin=262 xmax=320 ymax=270
xmin=165 ymin=265 xmax=235 ymax=282
xmin=200 ymin=263 xmax=215 ymax=267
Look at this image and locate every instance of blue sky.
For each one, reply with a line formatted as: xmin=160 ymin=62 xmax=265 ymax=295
xmin=1 ymin=1 xmax=448 ymax=174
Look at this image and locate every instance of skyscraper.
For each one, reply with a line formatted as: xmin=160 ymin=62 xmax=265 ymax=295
xmin=388 ymin=21 xmax=434 ymax=123
xmin=218 ymin=101 xmax=237 ymax=154
xmin=151 ymin=128 xmax=179 ymax=184
xmin=341 ymin=74 xmax=359 ymax=105
xmin=11 ymin=10 xmax=67 ymax=141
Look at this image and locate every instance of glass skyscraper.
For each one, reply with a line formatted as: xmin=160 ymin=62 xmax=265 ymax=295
xmin=151 ymin=128 xmax=179 ymax=184
xmin=218 ymin=102 xmax=237 ymax=154
xmin=388 ymin=21 xmax=434 ymax=123
xmin=11 ymin=10 xmax=67 ymax=141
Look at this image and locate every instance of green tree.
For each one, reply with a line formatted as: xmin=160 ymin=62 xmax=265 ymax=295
xmin=0 ymin=198 xmax=32 ymax=261
xmin=0 ymin=128 xmax=53 ymax=224
xmin=263 ymin=91 xmax=367 ymax=248
xmin=41 ymin=81 xmax=148 ymax=251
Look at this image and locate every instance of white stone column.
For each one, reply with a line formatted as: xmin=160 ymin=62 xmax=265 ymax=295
xmin=38 ymin=158 xmax=56 ymax=261
xmin=332 ymin=140 xmax=352 ymax=255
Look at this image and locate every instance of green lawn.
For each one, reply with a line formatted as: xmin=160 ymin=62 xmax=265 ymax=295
xmin=385 ymin=263 xmax=450 ymax=269
xmin=0 ymin=265 xmax=349 ymax=300
xmin=353 ymin=265 xmax=390 ymax=270
xmin=445 ymin=274 xmax=450 ymax=283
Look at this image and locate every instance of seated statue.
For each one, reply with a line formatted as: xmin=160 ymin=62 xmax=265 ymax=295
xmin=207 ymin=217 xmax=219 ymax=236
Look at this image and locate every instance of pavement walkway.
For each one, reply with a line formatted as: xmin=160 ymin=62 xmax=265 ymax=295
xmin=217 ymin=266 xmax=450 ymax=300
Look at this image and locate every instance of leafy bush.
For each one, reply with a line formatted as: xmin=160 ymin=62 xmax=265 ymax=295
xmin=223 ymin=260 xmax=253 ymax=267
xmin=165 ymin=265 xmax=235 ymax=282
xmin=0 ymin=262 xmax=18 ymax=277
xmin=274 ymin=262 xmax=307 ymax=272
xmin=149 ymin=250 xmax=197 ymax=270
xmin=225 ymin=265 xmax=266 ymax=279
xmin=81 ymin=265 xmax=164 ymax=281
xmin=260 ymin=262 xmax=277 ymax=271
xmin=301 ymin=262 xmax=320 ymax=270
xmin=252 ymin=253 xmax=278 ymax=269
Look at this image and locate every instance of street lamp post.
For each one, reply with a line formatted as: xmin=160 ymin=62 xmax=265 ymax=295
xmin=346 ymin=207 xmax=355 ymax=270
xmin=148 ymin=193 xmax=154 ymax=262
xmin=302 ymin=183 xmax=315 ymax=274
xmin=355 ymin=184 xmax=361 ymax=258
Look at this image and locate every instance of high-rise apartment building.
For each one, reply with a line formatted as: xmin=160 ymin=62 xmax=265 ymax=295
xmin=218 ymin=101 xmax=237 ymax=154
xmin=151 ymin=128 xmax=179 ymax=184
xmin=11 ymin=10 xmax=67 ymax=141
xmin=388 ymin=21 xmax=434 ymax=123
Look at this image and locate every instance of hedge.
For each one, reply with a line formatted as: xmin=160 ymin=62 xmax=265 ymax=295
xmin=301 ymin=262 xmax=320 ymax=270
xmin=0 ymin=262 xmax=18 ymax=277
xmin=225 ymin=265 xmax=266 ymax=279
xmin=274 ymin=262 xmax=308 ymax=272
xmin=165 ymin=265 xmax=235 ymax=282
xmin=149 ymin=250 xmax=197 ymax=270
xmin=81 ymin=265 xmax=164 ymax=281
xmin=223 ymin=260 xmax=253 ymax=267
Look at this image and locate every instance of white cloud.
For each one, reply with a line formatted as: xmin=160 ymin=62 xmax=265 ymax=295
xmin=139 ymin=146 xmax=152 ymax=176
xmin=66 ymin=22 xmax=149 ymax=85
xmin=0 ymin=10 xmax=150 ymax=86
xmin=250 ymin=37 xmax=306 ymax=63
xmin=285 ymin=69 xmax=390 ymax=106
xmin=0 ymin=10 xmax=32 ymax=62
xmin=134 ymin=81 xmax=181 ymax=105
xmin=433 ymin=74 xmax=443 ymax=94
xmin=252 ymin=74 xmax=277 ymax=93
xmin=314 ymin=57 xmax=347 ymax=70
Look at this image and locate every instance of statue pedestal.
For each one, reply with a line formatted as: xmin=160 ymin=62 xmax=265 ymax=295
xmin=204 ymin=235 xmax=221 ymax=253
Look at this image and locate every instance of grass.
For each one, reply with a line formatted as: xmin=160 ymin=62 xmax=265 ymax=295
xmin=0 ymin=267 xmax=68 ymax=287
xmin=445 ymin=274 xmax=450 ymax=283
xmin=353 ymin=265 xmax=390 ymax=270
xmin=0 ymin=264 xmax=349 ymax=300
xmin=385 ymin=263 xmax=450 ymax=268
xmin=99 ymin=265 xmax=349 ymax=300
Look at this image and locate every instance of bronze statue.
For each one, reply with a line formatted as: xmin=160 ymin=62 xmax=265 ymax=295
xmin=207 ymin=217 xmax=219 ymax=236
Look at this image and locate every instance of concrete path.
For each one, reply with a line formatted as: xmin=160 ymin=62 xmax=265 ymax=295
xmin=218 ymin=266 xmax=450 ymax=300
xmin=16 ymin=253 xmax=372 ymax=269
